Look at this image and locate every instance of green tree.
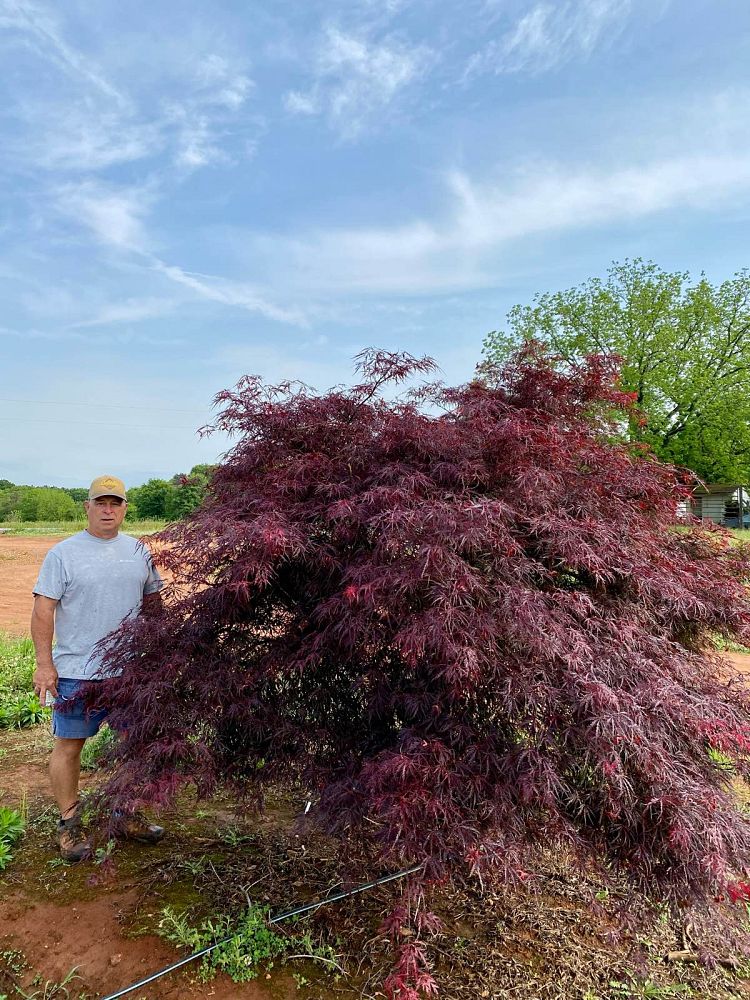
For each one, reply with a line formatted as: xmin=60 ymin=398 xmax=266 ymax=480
xmin=483 ymin=260 xmax=750 ymax=482
xmin=165 ymin=463 xmax=214 ymax=519
xmin=63 ymin=487 xmax=88 ymax=503
xmin=0 ymin=487 xmax=24 ymax=521
xmin=18 ymin=487 xmax=78 ymax=521
xmin=128 ymin=479 xmax=174 ymax=519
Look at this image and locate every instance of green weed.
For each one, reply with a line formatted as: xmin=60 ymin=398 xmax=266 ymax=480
xmin=0 ymin=949 xmax=27 ymax=977
xmin=0 ymin=806 xmax=24 ymax=871
xmin=0 ymin=633 xmax=49 ymax=729
xmin=0 ymin=840 xmax=13 ymax=871
xmin=0 ymin=691 xmax=49 ymax=729
xmin=158 ymin=903 xmax=341 ymax=985
xmin=0 ymin=633 xmax=35 ymax=699
xmin=80 ymin=723 xmax=117 ymax=770
xmin=15 ymin=965 xmax=84 ymax=999
xmin=708 ymin=632 xmax=750 ymax=655
xmin=0 ymin=806 xmax=25 ymax=844
xmin=609 ymin=977 xmax=692 ymax=997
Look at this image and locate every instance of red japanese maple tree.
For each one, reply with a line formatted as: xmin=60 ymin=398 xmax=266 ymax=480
xmin=95 ymin=347 xmax=750 ymax=997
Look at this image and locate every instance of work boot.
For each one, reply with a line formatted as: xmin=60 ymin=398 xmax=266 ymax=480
xmin=112 ymin=810 xmax=165 ymax=844
xmin=57 ymin=807 xmax=90 ymax=863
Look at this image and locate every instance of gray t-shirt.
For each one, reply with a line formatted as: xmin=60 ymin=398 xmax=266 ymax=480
xmin=33 ymin=530 xmax=163 ymax=680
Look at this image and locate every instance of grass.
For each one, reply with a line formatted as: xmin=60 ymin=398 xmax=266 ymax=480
xmin=0 ymin=519 xmax=167 ymax=537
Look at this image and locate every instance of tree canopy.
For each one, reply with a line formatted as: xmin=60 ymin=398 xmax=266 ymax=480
xmin=127 ymin=465 xmax=214 ymax=520
xmin=92 ymin=349 xmax=750 ymax=997
xmin=483 ymin=260 xmax=750 ymax=483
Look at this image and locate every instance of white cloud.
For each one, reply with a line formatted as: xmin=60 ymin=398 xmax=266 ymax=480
xmin=284 ymin=25 xmax=431 ymax=138
xmin=464 ymin=0 xmax=632 ymax=78
xmin=51 ymin=181 xmax=303 ymax=326
xmin=164 ymin=54 xmax=255 ymax=170
xmin=0 ymin=0 xmax=127 ymax=104
xmin=194 ymin=53 xmax=253 ymax=108
xmin=283 ymin=90 xmax=320 ymax=115
xmin=243 ymin=149 xmax=750 ymax=296
xmin=58 ymin=182 xmax=151 ymax=250
xmin=15 ymin=106 xmax=162 ymax=171
xmin=150 ymin=260 xmax=308 ymax=327
xmin=68 ymin=298 xmax=177 ymax=328
xmin=1 ymin=4 xmax=255 ymax=175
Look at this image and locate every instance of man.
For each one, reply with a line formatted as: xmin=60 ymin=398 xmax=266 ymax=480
xmin=31 ymin=475 xmax=165 ymax=862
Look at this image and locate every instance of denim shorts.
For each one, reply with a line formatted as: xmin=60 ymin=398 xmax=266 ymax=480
xmin=52 ymin=677 xmax=108 ymax=740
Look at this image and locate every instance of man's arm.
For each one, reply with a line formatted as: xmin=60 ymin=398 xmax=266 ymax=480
xmin=31 ymin=595 xmax=59 ymax=705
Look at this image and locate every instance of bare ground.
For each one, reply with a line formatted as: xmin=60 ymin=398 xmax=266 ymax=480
xmin=0 ymin=536 xmax=62 ymax=636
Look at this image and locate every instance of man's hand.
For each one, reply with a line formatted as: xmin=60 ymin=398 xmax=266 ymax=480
xmin=31 ymin=594 xmax=59 ymax=706
xmin=33 ymin=662 xmax=59 ymax=706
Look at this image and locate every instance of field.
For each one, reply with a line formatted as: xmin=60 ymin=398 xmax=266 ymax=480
xmin=2 ymin=535 xmax=750 ymax=999
xmin=0 ymin=527 xmax=166 ymax=636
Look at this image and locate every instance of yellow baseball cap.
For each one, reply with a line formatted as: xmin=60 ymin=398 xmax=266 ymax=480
xmin=88 ymin=475 xmax=127 ymax=501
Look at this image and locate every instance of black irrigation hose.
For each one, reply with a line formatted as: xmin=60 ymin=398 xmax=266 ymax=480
xmin=100 ymin=863 xmax=423 ymax=1000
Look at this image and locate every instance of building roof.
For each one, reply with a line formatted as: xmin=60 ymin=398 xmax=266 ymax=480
xmin=692 ymin=483 xmax=745 ymax=496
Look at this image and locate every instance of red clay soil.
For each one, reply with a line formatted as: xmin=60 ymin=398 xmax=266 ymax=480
xmin=1 ymin=890 xmax=296 ymax=1000
xmin=0 ymin=727 xmax=303 ymax=999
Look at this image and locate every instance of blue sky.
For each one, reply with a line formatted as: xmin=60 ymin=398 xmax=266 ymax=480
xmin=2 ymin=0 xmax=750 ymax=488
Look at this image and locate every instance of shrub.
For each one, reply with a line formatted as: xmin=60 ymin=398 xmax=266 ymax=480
xmin=93 ymin=348 xmax=750 ymax=997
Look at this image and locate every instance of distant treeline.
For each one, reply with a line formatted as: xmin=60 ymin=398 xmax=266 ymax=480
xmin=0 ymin=465 xmax=214 ymax=522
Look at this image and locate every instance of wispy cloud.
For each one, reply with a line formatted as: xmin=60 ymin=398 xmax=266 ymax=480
xmin=68 ymin=298 xmax=177 ymax=329
xmin=0 ymin=0 xmax=127 ymax=104
xmin=163 ymin=54 xmax=256 ymax=170
xmin=51 ymin=180 xmax=303 ymax=325
xmin=284 ymin=25 xmax=431 ymax=138
xmin=15 ymin=106 xmax=162 ymax=172
xmin=57 ymin=181 xmax=152 ymax=250
xmin=464 ymin=0 xmax=633 ymax=78
xmin=245 ymin=149 xmax=750 ymax=296
xmin=151 ymin=261 xmax=307 ymax=326
xmin=1 ymin=4 xmax=256 ymax=175
xmin=0 ymin=323 xmax=184 ymax=346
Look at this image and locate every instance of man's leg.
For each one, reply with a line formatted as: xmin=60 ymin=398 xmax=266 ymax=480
xmin=49 ymin=736 xmax=86 ymax=818
xmin=50 ymin=737 xmax=91 ymax=861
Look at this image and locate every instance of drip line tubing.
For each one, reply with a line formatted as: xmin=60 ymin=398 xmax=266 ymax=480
xmin=100 ymin=863 xmax=423 ymax=1000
